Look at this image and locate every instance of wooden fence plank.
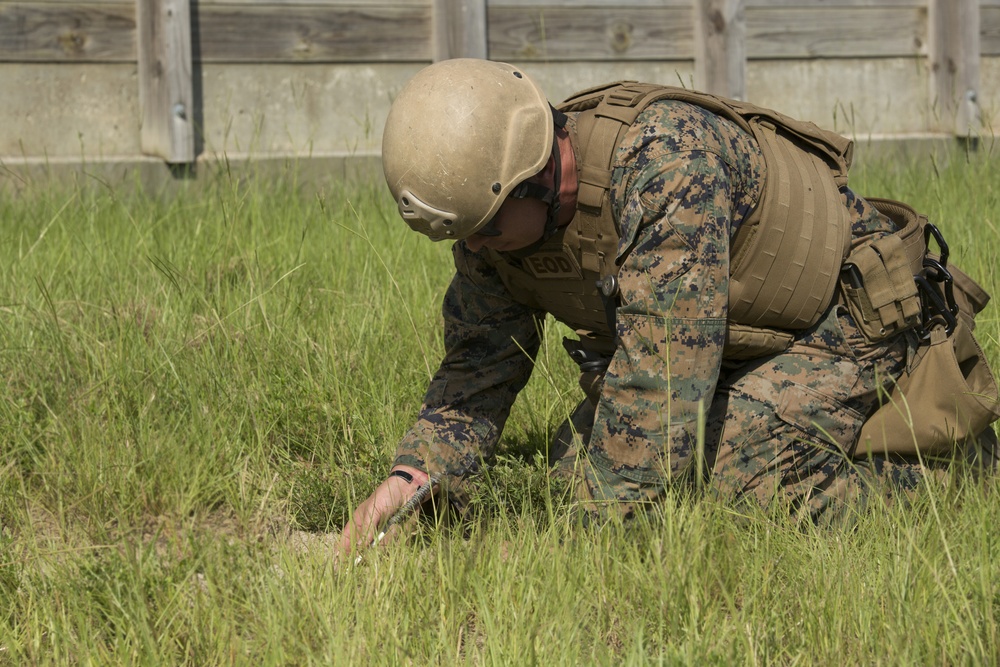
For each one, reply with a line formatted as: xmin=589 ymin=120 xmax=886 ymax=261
xmin=193 ymin=5 xmax=430 ymax=62
xmin=929 ymin=0 xmax=980 ymax=135
xmin=492 ymin=0 xmax=925 ymax=7
xmin=0 ymin=3 xmax=429 ymax=63
xmin=434 ymin=0 xmax=487 ymax=60
xmin=746 ymin=7 xmax=924 ymax=58
xmin=0 ymin=3 xmax=135 ymax=62
xmin=488 ymin=5 xmax=923 ymax=62
xmin=492 ymin=0 xmax=689 ymax=6
xmin=12 ymin=0 xmax=426 ymax=5
xmin=3 ymin=0 xmax=130 ymax=5
xmin=487 ymin=6 xmax=692 ymax=61
xmin=984 ymin=6 xmax=1000 ymax=56
xmin=203 ymin=0 xmax=428 ymax=4
xmin=137 ymin=0 xmax=194 ymax=163
xmin=492 ymin=0 xmax=923 ymax=6
xmin=746 ymin=0 xmax=924 ymax=6
xmin=3 ymin=1 xmax=990 ymax=65
xmin=694 ymin=0 xmax=746 ymax=99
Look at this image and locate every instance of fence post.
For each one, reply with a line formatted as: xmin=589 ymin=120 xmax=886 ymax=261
xmin=693 ymin=0 xmax=746 ymax=100
xmin=137 ymin=0 xmax=195 ymax=164
xmin=928 ymin=0 xmax=981 ymax=138
xmin=433 ymin=0 xmax=488 ymax=61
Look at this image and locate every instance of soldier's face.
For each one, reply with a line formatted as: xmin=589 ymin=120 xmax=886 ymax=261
xmin=463 ymin=195 xmax=547 ymax=253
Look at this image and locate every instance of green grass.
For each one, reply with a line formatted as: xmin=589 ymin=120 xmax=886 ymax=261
xmin=1 ymin=148 xmax=999 ymax=664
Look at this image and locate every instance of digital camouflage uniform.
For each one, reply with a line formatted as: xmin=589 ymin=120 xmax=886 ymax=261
xmin=392 ymin=100 xmax=931 ymax=525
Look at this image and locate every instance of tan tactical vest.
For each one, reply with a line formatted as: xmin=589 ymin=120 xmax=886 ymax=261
xmin=484 ymin=82 xmax=999 ymax=456
xmin=486 ymin=82 xmax=858 ymax=360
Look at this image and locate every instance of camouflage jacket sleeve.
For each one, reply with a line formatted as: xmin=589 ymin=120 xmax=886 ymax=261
xmin=392 ymin=241 xmax=545 ymax=492
xmin=585 ymin=100 xmax=765 ymax=490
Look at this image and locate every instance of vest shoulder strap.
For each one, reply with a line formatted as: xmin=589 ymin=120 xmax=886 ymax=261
xmin=558 ymin=83 xmax=854 ymax=217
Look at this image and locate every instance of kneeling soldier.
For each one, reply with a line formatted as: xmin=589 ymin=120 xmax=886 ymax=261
xmin=340 ymin=59 xmax=999 ymax=554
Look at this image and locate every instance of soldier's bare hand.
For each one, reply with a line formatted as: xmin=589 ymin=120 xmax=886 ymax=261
xmin=336 ymin=465 xmax=430 ymax=562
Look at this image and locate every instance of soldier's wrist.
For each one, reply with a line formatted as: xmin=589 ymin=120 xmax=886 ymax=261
xmin=389 ymin=465 xmax=429 ymax=487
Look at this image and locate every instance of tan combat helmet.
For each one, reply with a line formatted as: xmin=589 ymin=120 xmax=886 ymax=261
xmin=382 ymin=59 xmax=555 ymax=241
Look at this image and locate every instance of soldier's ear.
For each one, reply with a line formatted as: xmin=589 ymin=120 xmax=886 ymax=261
xmin=528 ymin=153 xmax=557 ymax=187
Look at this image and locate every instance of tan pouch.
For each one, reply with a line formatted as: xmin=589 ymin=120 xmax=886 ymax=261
xmin=840 ymin=199 xmax=926 ymax=343
xmin=857 ymin=317 xmax=1000 ymax=457
xmin=723 ymin=323 xmax=794 ymax=360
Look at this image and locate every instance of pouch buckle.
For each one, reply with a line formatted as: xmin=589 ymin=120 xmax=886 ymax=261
xmin=915 ymin=224 xmax=959 ymax=338
xmin=562 ymin=338 xmax=612 ymax=374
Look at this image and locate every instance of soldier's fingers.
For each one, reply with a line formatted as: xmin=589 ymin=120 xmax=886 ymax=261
xmin=336 ymin=497 xmax=381 ymax=559
xmin=373 ymin=504 xmax=425 ymax=548
xmin=336 ymin=478 xmax=417 ymax=560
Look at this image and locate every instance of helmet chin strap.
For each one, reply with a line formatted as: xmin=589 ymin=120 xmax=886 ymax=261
xmin=509 ymin=107 xmax=568 ymax=259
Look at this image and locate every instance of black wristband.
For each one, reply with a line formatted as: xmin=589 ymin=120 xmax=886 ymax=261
xmin=388 ymin=469 xmax=414 ymax=484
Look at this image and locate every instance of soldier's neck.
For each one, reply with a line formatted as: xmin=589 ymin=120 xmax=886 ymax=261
xmin=554 ymin=128 xmax=578 ymax=227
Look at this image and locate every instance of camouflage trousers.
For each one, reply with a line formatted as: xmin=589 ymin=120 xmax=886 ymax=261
xmin=552 ymin=301 xmax=993 ymax=526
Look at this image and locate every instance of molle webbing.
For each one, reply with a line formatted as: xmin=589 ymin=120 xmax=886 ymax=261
xmin=841 ymin=199 xmax=930 ymax=341
xmin=560 ymin=86 xmax=648 ymax=274
xmin=487 ymin=229 xmax=618 ymax=354
xmin=562 ymin=85 xmax=661 ymax=214
xmin=728 ymin=120 xmax=852 ymax=329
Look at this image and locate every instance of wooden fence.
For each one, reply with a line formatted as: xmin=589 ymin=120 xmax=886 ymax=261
xmin=1 ymin=0 xmax=998 ymax=175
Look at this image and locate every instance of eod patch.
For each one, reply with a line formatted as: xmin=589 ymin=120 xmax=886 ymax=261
xmin=522 ymin=247 xmax=583 ymax=280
